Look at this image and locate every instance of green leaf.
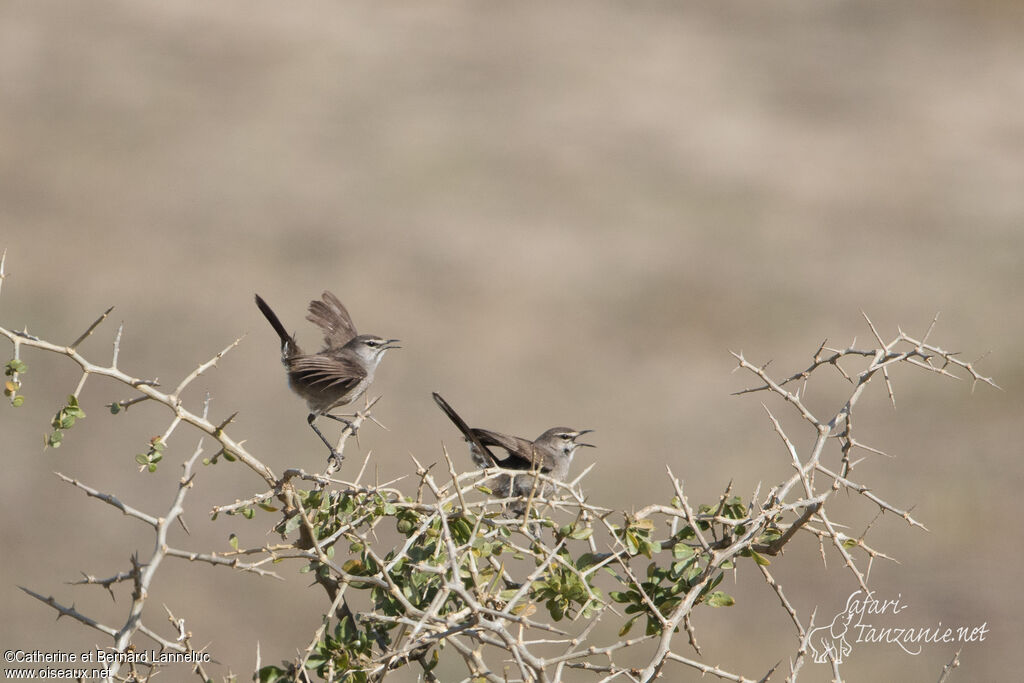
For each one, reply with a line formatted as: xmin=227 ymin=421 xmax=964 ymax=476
xmin=276 ymin=512 xmax=298 ymax=535
xmin=749 ymin=550 xmax=771 ymax=566
xmin=633 ymin=518 xmax=656 ymax=531
xmin=256 ymin=665 xmax=289 ymax=683
xmin=109 ymin=403 xmax=121 ymax=414
xmin=672 ymin=543 xmax=695 ymax=560
xmin=619 ymin=614 xmax=641 ymax=637
xmin=229 ymin=534 xmax=239 ymax=551
xmin=5 ymin=359 xmax=27 ymax=376
xmin=624 ymin=532 xmax=639 ymax=556
xmin=575 ymin=553 xmax=604 ymax=570
xmin=706 ymin=591 xmax=735 ymax=607
xmin=12 ymin=395 xmax=24 ymax=407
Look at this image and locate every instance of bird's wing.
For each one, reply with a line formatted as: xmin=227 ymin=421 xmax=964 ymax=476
xmin=288 ymin=354 xmax=366 ymax=393
xmin=473 ymin=429 xmax=553 ymax=471
xmin=306 ymin=291 xmax=358 ymax=349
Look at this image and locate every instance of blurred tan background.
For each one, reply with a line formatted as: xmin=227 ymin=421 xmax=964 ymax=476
xmin=1 ymin=1 xmax=1021 ymax=680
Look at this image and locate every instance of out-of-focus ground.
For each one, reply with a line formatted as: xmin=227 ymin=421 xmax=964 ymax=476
xmin=1 ymin=1 xmax=1021 ymax=680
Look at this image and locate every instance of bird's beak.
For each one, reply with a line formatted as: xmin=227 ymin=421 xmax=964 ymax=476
xmin=383 ymin=339 xmax=401 ymax=350
xmin=574 ymin=429 xmax=595 ymax=449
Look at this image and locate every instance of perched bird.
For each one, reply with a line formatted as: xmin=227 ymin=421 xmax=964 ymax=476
xmin=255 ymin=291 xmax=399 ymax=461
xmin=432 ymin=392 xmax=594 ymax=509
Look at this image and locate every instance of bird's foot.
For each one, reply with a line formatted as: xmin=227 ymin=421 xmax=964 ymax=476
xmin=323 ymin=413 xmax=358 ymax=435
xmin=326 ymin=449 xmax=344 ymax=472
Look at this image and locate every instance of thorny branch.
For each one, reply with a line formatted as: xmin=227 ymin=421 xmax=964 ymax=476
xmin=1 ymin=264 xmax=993 ymax=683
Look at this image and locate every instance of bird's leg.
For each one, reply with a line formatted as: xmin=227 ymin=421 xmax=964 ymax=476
xmin=307 ymin=413 xmax=343 ymax=464
xmin=322 ymin=412 xmax=358 ymax=435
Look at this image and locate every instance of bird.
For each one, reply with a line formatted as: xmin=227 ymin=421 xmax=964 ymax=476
xmin=255 ymin=291 xmax=399 ymax=461
xmin=432 ymin=392 xmax=594 ymax=510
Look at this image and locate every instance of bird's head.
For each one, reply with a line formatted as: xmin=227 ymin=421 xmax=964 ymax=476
xmin=538 ymin=428 xmax=595 ymax=458
xmin=348 ymin=335 xmax=401 ymax=367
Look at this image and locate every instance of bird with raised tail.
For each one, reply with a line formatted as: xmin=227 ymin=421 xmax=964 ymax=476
xmin=255 ymin=291 xmax=399 ymax=462
xmin=432 ymin=392 xmax=594 ymax=510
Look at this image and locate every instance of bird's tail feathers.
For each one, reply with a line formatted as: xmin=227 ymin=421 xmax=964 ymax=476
xmin=255 ymin=294 xmax=297 ymax=354
xmin=432 ymin=392 xmax=498 ymax=468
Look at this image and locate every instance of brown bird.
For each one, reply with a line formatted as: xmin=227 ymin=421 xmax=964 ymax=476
xmin=255 ymin=291 xmax=399 ymax=461
xmin=432 ymin=392 xmax=594 ymax=508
